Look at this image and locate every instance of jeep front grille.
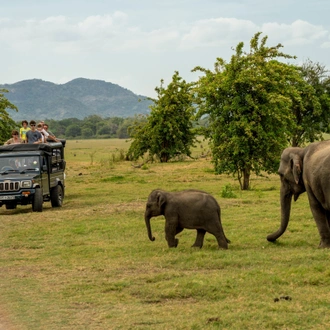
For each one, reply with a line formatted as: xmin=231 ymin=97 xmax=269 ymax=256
xmin=0 ymin=181 xmax=20 ymax=192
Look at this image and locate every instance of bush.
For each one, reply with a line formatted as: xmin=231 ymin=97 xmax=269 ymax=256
xmin=221 ymin=184 xmax=237 ymax=198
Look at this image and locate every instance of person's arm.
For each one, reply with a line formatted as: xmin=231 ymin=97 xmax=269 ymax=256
xmin=42 ymin=129 xmax=49 ymax=138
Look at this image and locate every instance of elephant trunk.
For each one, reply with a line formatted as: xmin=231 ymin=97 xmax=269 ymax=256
xmin=267 ymin=184 xmax=293 ymax=242
xmin=145 ymin=213 xmax=155 ymax=242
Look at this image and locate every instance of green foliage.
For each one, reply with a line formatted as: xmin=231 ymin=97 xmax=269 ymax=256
xmin=116 ymin=117 xmax=135 ymax=139
xmin=81 ymin=127 xmax=94 ymax=138
xmin=193 ymin=32 xmax=300 ymax=190
xmin=65 ymin=124 xmax=81 ymax=137
xmin=0 ymin=89 xmax=18 ymax=143
xmin=127 ymin=71 xmax=196 ymax=162
xmin=40 ymin=116 xmax=129 ymax=139
xmin=289 ymin=59 xmax=330 ymax=146
xmin=221 ymin=184 xmax=237 ymax=198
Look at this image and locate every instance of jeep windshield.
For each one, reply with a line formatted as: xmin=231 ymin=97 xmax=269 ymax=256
xmin=0 ymin=156 xmax=40 ymax=174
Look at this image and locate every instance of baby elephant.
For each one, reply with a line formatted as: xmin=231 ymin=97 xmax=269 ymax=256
xmin=144 ymin=189 xmax=230 ymax=249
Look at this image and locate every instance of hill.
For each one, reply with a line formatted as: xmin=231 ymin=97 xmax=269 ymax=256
xmin=0 ymin=78 xmax=153 ymax=121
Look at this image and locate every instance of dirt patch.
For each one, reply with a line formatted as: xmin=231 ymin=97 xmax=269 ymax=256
xmin=0 ymin=306 xmax=17 ymax=330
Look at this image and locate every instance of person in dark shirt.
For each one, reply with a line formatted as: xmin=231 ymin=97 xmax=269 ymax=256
xmin=26 ymin=120 xmax=42 ymax=144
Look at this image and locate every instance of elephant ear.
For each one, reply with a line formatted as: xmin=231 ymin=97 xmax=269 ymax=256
xmin=156 ymin=192 xmax=166 ymax=209
xmin=291 ymin=153 xmax=302 ymax=184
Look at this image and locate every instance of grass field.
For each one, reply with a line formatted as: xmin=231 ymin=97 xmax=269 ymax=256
xmin=0 ymin=138 xmax=330 ymax=329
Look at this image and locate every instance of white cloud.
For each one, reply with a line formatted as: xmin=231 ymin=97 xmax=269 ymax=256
xmin=0 ymin=14 xmax=329 ymax=56
xmin=180 ymin=18 xmax=258 ymax=49
xmin=321 ymin=41 xmax=330 ymax=48
xmin=262 ymin=20 xmax=328 ymax=46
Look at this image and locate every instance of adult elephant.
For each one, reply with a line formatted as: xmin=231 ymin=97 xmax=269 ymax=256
xmin=145 ymin=189 xmax=230 ymax=249
xmin=267 ymin=140 xmax=330 ymax=248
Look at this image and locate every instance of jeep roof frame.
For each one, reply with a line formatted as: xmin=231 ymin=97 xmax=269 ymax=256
xmin=0 ymin=140 xmax=66 ymax=154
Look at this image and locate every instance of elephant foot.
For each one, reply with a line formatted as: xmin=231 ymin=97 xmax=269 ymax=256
xmin=217 ymin=240 xmax=228 ymax=249
xmin=168 ymin=238 xmax=179 ymax=248
xmin=318 ymin=239 xmax=330 ymax=248
xmin=191 ymin=243 xmax=202 ymax=248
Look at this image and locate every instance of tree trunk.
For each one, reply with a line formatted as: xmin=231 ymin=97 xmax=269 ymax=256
xmin=160 ymin=153 xmax=169 ymax=162
xmin=242 ymin=168 xmax=250 ymax=190
xmin=291 ymin=137 xmax=299 ymax=147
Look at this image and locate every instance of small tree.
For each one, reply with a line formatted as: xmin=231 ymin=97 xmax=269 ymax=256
xmin=127 ymin=72 xmax=196 ymax=162
xmin=65 ymin=124 xmax=81 ymax=138
xmin=0 ymin=89 xmax=18 ymax=143
xmin=193 ymin=32 xmax=301 ymax=190
xmin=289 ymin=59 xmax=330 ymax=146
xmin=81 ymin=127 xmax=94 ymax=138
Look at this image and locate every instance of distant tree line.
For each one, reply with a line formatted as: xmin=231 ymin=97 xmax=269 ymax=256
xmin=36 ymin=115 xmax=140 ymax=140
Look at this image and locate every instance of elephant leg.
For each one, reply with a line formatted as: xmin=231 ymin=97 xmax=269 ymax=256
xmin=192 ymin=229 xmax=206 ymax=248
xmin=165 ymin=221 xmax=179 ymax=248
xmin=176 ymin=227 xmax=184 ymax=235
xmin=206 ymin=224 xmax=228 ymax=249
xmin=308 ymin=193 xmax=330 ymax=248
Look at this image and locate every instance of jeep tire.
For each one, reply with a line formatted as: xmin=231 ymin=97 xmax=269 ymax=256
xmin=32 ymin=188 xmax=43 ymax=212
xmin=51 ymin=185 xmax=63 ymax=207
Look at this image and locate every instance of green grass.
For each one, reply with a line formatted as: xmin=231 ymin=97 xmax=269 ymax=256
xmin=0 ymin=139 xmax=330 ymax=329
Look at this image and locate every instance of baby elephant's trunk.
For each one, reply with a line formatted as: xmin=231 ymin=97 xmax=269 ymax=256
xmin=144 ymin=213 xmax=155 ymax=241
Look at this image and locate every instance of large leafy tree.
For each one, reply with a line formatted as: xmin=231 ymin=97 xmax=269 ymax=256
xmin=127 ymin=71 xmax=196 ymax=162
xmin=289 ymin=59 xmax=330 ymax=147
xmin=193 ymin=32 xmax=303 ymax=190
xmin=0 ymin=89 xmax=18 ymax=144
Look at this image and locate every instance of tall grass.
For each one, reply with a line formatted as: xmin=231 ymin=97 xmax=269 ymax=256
xmin=0 ymin=139 xmax=329 ymax=329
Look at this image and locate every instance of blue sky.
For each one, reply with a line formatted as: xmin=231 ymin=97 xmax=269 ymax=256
xmin=1 ymin=0 xmax=329 ymax=97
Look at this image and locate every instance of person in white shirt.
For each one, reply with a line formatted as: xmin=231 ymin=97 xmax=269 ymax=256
xmin=37 ymin=123 xmax=49 ymax=143
xmin=43 ymin=123 xmax=59 ymax=142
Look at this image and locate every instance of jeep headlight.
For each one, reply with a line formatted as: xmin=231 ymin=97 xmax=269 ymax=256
xmin=21 ymin=180 xmax=32 ymax=188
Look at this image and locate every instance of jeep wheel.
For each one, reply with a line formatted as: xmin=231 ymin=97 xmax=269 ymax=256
xmin=32 ymin=188 xmax=43 ymax=212
xmin=51 ymin=185 xmax=63 ymax=207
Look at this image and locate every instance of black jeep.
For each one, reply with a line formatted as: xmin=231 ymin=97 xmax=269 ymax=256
xmin=0 ymin=140 xmax=66 ymax=212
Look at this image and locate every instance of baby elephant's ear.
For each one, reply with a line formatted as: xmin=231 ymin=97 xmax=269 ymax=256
xmin=156 ymin=191 xmax=166 ymax=208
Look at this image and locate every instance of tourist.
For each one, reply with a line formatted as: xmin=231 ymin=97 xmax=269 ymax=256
xmin=43 ymin=123 xmax=59 ymax=142
xmin=26 ymin=120 xmax=42 ymax=144
xmin=37 ymin=123 xmax=49 ymax=143
xmin=4 ymin=130 xmax=22 ymax=145
xmin=20 ymin=120 xmax=30 ymax=143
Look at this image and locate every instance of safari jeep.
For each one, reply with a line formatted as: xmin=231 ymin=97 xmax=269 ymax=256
xmin=0 ymin=140 xmax=66 ymax=212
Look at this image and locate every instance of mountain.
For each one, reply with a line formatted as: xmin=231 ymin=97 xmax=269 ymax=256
xmin=0 ymin=78 xmax=153 ymax=121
